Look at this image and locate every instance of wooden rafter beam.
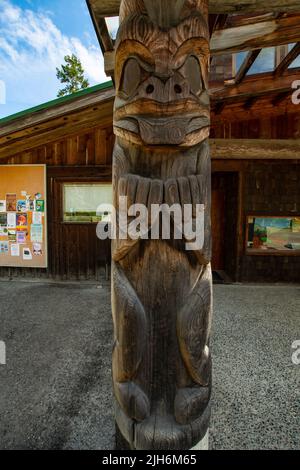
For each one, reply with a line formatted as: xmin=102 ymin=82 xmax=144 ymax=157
xmin=242 ymin=96 xmax=259 ymax=109
xmin=226 ymin=12 xmax=283 ymax=27
xmin=209 ymin=13 xmax=228 ymax=35
xmin=97 ymin=18 xmax=114 ymax=53
xmin=274 ymin=42 xmax=300 ymax=75
xmin=87 ymin=1 xmax=300 ymax=17
xmin=234 ymin=49 xmax=261 ymax=84
xmin=211 ymin=138 xmax=300 ymax=160
xmin=271 ymin=90 xmax=291 ymax=105
xmin=210 ymin=1 xmax=300 ymax=14
xmin=212 ymin=67 xmax=300 ymax=104
xmin=211 ymin=13 xmax=300 ymax=55
xmin=104 ymin=13 xmax=300 ymax=75
xmin=87 ymin=1 xmax=114 ymax=53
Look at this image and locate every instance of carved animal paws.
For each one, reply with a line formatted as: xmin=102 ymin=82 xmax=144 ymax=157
xmin=174 ymin=386 xmax=210 ymax=425
xmin=116 ymin=381 xmax=151 ymax=422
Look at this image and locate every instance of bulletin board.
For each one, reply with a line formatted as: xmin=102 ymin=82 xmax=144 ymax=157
xmin=0 ymin=165 xmax=47 ymax=268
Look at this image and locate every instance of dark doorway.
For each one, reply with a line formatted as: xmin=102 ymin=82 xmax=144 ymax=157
xmin=211 ymin=172 xmax=239 ymax=281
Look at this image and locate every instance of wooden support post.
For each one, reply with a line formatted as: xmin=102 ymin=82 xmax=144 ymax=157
xmin=112 ymin=0 xmax=212 ymax=450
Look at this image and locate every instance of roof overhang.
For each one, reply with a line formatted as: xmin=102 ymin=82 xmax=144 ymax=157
xmin=87 ymin=0 xmax=300 ymax=17
xmin=0 ymin=82 xmax=115 ymax=160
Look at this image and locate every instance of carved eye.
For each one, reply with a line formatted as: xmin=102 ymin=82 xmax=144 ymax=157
xmin=184 ymin=56 xmax=203 ymax=95
xmin=120 ymin=58 xmax=141 ymax=97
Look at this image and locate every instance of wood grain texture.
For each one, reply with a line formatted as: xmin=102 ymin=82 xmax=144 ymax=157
xmin=0 ymin=127 xmax=112 ymax=281
xmin=274 ymin=42 xmax=300 ymax=76
xmin=112 ymin=0 xmax=212 ymax=450
xmin=211 ymin=138 xmax=300 ymax=159
xmin=88 ymin=0 xmax=300 ymax=17
xmin=211 ymin=13 xmax=300 ymax=55
xmin=234 ymin=49 xmax=261 ymax=84
xmin=104 ymin=13 xmax=300 ymax=75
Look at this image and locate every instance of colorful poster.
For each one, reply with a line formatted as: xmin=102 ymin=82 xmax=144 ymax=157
xmin=30 ymin=224 xmax=43 ymax=243
xmin=33 ymin=243 xmax=43 ymax=256
xmin=8 ymin=230 xmax=16 ymax=242
xmin=0 ymin=242 xmax=9 ymax=254
xmin=16 ymin=231 xmax=26 ymax=244
xmin=0 ymin=227 xmax=8 ymax=237
xmin=0 ymin=165 xmax=47 ymax=267
xmin=6 ymin=194 xmax=16 ymax=212
xmin=11 ymin=244 xmax=20 ymax=257
xmin=0 ymin=213 xmax=7 ymax=226
xmin=7 ymin=212 xmax=16 ymax=228
xmin=17 ymin=200 xmax=27 ymax=212
xmin=35 ymin=200 xmax=45 ymax=212
xmin=32 ymin=212 xmax=42 ymax=225
xmin=16 ymin=213 xmax=28 ymax=227
xmin=23 ymin=248 xmax=32 ymax=260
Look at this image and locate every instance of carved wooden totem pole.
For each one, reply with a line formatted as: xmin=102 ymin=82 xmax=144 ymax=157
xmin=112 ymin=0 xmax=212 ymax=450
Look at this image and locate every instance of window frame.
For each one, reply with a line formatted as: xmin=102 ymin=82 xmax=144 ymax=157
xmin=61 ymin=180 xmax=113 ymax=225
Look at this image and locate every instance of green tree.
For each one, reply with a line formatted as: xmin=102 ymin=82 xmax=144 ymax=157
xmin=56 ymin=54 xmax=89 ymax=97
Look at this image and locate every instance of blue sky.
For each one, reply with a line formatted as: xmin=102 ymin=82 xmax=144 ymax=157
xmin=1 ymin=1 xmax=299 ymax=120
xmin=0 ymin=0 xmax=115 ymax=118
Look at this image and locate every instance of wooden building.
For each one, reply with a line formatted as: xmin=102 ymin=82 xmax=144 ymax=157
xmin=0 ymin=83 xmax=115 ymax=280
xmin=0 ymin=3 xmax=300 ymax=282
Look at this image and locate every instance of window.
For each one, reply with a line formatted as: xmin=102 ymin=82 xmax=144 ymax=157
xmin=246 ymin=216 xmax=300 ymax=254
xmin=63 ymin=183 xmax=113 ymax=223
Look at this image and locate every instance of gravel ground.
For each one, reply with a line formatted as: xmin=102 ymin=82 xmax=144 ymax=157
xmin=0 ymin=280 xmax=299 ymax=450
xmin=210 ymin=284 xmax=300 ymax=450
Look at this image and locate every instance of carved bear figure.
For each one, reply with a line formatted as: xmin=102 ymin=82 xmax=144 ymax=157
xmin=112 ymin=0 xmax=212 ymax=450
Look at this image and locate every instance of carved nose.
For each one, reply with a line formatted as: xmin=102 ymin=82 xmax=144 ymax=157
xmin=142 ymin=75 xmax=187 ymax=103
xmin=157 ymin=76 xmax=170 ymax=85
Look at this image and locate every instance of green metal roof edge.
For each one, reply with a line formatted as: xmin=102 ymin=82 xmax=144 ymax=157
xmin=0 ymin=80 xmax=114 ymax=126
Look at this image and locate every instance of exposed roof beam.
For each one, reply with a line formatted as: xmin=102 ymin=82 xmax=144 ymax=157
xmin=87 ymin=1 xmax=114 ymax=54
xmin=243 ymin=96 xmax=259 ymax=109
xmin=234 ymin=49 xmax=261 ymax=84
xmin=226 ymin=12 xmax=283 ymax=27
xmin=103 ymin=14 xmax=300 ymax=76
xmin=211 ymin=138 xmax=300 ymax=160
xmin=212 ymin=67 xmax=300 ymax=104
xmin=274 ymin=42 xmax=300 ymax=75
xmin=87 ymin=0 xmax=300 ymax=17
xmin=271 ymin=90 xmax=291 ymax=105
xmin=209 ymin=13 xmax=228 ymax=35
xmin=211 ymin=13 xmax=300 ymax=55
xmin=0 ymin=88 xmax=115 ymax=139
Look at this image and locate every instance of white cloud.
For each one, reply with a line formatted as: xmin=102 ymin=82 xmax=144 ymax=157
xmin=0 ymin=0 xmax=107 ymax=116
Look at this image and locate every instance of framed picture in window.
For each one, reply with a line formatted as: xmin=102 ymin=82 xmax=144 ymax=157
xmin=246 ymin=215 xmax=300 ymax=255
xmin=63 ymin=182 xmax=113 ymax=224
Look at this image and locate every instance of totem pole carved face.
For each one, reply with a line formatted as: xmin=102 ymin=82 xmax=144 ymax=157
xmin=114 ymin=0 xmax=210 ymax=148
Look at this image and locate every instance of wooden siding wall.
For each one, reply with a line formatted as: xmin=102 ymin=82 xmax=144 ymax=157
xmin=212 ymin=159 xmax=300 ymax=283
xmin=3 ymin=126 xmax=115 ymax=166
xmin=211 ymin=102 xmax=300 ymax=282
xmin=211 ymin=110 xmax=300 ymax=139
xmin=0 ymin=124 xmax=114 ymax=280
xmin=1 ymin=104 xmax=299 ymax=282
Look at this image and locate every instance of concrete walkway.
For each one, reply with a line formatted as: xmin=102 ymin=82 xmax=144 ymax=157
xmin=0 ymin=281 xmax=299 ymax=450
